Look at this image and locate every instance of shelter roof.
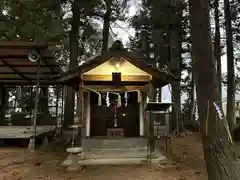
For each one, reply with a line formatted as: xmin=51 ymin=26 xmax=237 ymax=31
xmin=0 ymin=41 xmax=62 ymax=85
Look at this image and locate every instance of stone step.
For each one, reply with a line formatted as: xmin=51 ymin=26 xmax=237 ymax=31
xmin=81 ymin=147 xmax=164 ymax=159
xmin=62 ymin=155 xmax=167 ymax=166
xmin=83 ymin=138 xmax=148 ymax=150
xmin=85 ymin=147 xmax=148 ymax=152
xmin=61 ymin=148 xmax=167 ymax=166
xmin=61 ymin=156 xmax=167 ymax=166
xmin=78 ymin=157 xmax=166 ymax=165
xmin=83 ymin=149 xmax=149 ymax=159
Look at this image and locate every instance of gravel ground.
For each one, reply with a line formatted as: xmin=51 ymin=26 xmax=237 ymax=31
xmin=0 ymin=134 xmax=207 ymax=180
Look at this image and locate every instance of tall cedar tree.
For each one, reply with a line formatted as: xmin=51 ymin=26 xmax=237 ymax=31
xmin=63 ymin=0 xmax=81 ymax=128
xmin=214 ymin=0 xmax=222 ymax=102
xmin=190 ymin=0 xmax=240 ymax=179
xmin=169 ymin=0 xmax=183 ymax=133
xmin=102 ymin=0 xmax=112 ymax=54
xmin=224 ymin=0 xmax=236 ymax=130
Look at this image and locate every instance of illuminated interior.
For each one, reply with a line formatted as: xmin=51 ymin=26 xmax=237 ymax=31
xmin=83 ymin=58 xmax=152 ymax=78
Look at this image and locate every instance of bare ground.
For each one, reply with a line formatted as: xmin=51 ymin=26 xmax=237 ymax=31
xmin=0 ymin=133 xmax=207 ymax=180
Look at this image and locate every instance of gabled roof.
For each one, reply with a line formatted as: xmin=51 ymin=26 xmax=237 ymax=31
xmin=0 ymin=41 xmax=62 ymax=85
xmin=54 ymin=41 xmax=176 ymax=87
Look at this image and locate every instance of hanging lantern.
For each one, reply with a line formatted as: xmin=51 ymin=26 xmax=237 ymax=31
xmin=106 ymin=92 xmax=110 ymax=107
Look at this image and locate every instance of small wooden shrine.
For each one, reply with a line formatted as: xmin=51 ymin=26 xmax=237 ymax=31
xmin=56 ymin=40 xmax=175 ymax=138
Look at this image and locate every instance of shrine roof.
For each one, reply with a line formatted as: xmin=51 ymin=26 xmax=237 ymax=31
xmin=53 ymin=41 xmax=177 ymax=87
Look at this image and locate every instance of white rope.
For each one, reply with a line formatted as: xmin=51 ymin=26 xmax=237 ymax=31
xmin=124 ymin=92 xmax=128 ymax=107
xmin=106 ymin=92 xmax=110 ymax=107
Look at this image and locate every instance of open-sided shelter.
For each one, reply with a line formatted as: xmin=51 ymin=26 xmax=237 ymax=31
xmin=0 ymin=42 xmax=64 ymax=146
xmin=0 ymin=41 xmax=62 ymax=85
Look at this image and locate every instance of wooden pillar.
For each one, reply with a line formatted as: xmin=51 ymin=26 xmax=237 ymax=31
xmin=86 ymin=92 xmax=91 ymax=137
xmin=139 ymin=92 xmax=144 ymax=136
xmin=0 ymin=87 xmax=8 ymax=125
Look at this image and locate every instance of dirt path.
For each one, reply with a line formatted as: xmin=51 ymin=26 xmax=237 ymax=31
xmin=0 ymin=134 xmax=207 ymax=180
xmin=168 ymin=133 xmax=207 ymax=179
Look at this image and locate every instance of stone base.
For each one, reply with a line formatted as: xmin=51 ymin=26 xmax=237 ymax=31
xmin=62 ymin=147 xmax=83 ymax=171
xmin=77 ymin=156 xmax=166 ymax=165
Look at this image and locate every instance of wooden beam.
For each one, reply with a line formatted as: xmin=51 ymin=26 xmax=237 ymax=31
xmin=2 ymin=61 xmax=33 ymax=81
xmin=0 ymin=72 xmax=58 ymax=75
xmin=0 ymin=41 xmax=47 ymax=49
xmin=0 ymin=49 xmax=53 ymax=58
xmin=0 ymin=80 xmax=64 ymax=85
xmin=84 ymin=85 xmax=148 ymax=92
xmin=83 ymin=81 xmax=148 ymax=86
xmin=0 ymin=64 xmax=61 ymax=67
xmin=82 ymin=74 xmax=151 ymax=82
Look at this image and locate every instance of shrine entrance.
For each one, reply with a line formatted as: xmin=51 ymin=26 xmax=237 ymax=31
xmin=90 ymin=92 xmax=140 ymax=137
xmin=57 ymin=41 xmax=175 ymax=165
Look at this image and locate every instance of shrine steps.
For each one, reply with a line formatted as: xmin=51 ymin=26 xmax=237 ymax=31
xmin=82 ymin=137 xmax=148 ymax=150
xmin=79 ymin=138 xmax=166 ymax=165
xmin=78 ymin=157 xmax=165 ymax=165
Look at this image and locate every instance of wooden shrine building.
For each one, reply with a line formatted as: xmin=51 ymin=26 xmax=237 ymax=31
xmin=56 ymin=41 xmax=175 ymax=138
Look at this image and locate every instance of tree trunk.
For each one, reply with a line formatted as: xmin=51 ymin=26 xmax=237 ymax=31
xmin=63 ymin=0 xmax=80 ymax=128
xmin=188 ymin=63 xmax=195 ymax=123
xmin=40 ymin=87 xmax=48 ymax=113
xmin=0 ymin=87 xmax=8 ymax=125
xmin=187 ymin=1 xmax=197 ymax=129
xmin=140 ymin=30 xmax=151 ymax=61
xmin=101 ymin=0 xmax=112 ymax=54
xmin=19 ymin=86 xmax=24 ymax=112
xmin=224 ymin=0 xmax=236 ymax=130
xmin=214 ymin=0 xmax=222 ymax=102
xmin=190 ymin=0 xmax=240 ymax=179
xmin=169 ymin=0 xmax=183 ymax=133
